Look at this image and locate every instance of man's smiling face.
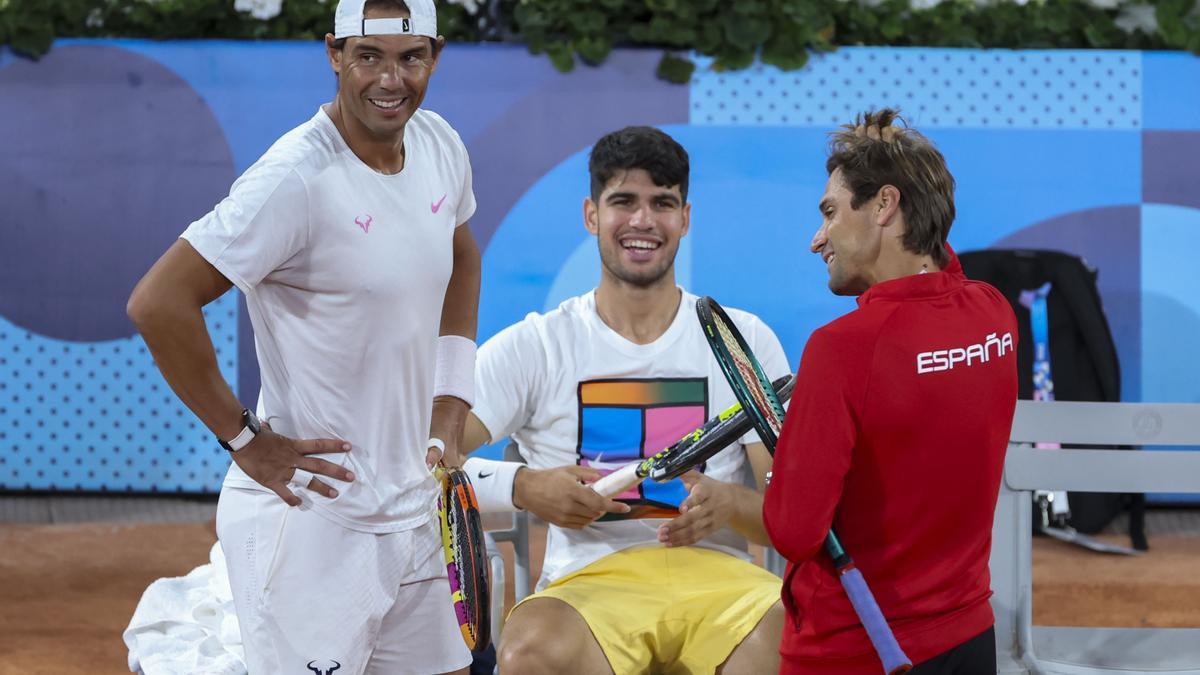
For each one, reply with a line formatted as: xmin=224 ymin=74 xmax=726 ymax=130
xmin=586 ymin=168 xmax=690 ymax=289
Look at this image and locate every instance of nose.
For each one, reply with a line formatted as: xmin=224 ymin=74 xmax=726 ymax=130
xmin=810 ymin=221 xmax=828 ymax=255
xmin=629 ymin=204 xmax=653 ymax=229
xmin=378 ymin=62 xmax=404 ymax=89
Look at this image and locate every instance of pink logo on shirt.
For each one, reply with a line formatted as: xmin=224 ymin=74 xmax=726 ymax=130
xmin=355 ymin=215 xmax=373 ymax=234
xmin=431 ymin=193 xmax=447 ymax=214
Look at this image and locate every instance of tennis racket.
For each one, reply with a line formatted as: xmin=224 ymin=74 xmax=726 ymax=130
xmin=436 ymin=465 xmax=491 ymax=652
xmin=697 ymin=296 xmax=911 ymax=675
xmin=590 ymin=374 xmax=795 ymax=498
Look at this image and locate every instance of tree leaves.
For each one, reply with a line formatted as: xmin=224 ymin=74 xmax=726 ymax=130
xmin=1 ymin=0 xmax=1197 ymax=82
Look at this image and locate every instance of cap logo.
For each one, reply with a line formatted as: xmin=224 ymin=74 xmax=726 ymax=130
xmin=362 ymin=17 xmax=413 ymax=36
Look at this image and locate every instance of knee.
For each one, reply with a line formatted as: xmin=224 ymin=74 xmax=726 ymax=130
xmin=497 ymin=632 xmax=572 ymax=675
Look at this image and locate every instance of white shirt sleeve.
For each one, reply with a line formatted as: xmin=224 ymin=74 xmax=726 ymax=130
xmin=180 ymin=167 xmax=309 ymax=294
xmin=452 ymin=132 xmax=476 ymax=227
xmin=471 ymin=317 xmax=547 ymax=444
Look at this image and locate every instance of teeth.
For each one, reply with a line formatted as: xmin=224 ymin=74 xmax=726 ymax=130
xmin=370 ymin=99 xmax=404 ymax=109
xmin=623 ymin=240 xmax=659 ymax=250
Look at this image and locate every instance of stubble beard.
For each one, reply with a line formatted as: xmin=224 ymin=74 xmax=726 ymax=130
xmin=599 ymin=242 xmax=676 ymax=290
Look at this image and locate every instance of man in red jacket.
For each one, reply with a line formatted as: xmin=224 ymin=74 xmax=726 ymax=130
xmin=763 ymin=109 xmax=1018 ymax=674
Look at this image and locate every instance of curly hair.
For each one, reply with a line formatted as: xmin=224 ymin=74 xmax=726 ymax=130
xmin=826 ymin=109 xmax=956 ymax=267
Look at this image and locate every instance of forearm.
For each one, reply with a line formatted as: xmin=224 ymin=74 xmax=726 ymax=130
xmin=429 ymin=396 xmax=470 ymax=450
xmin=428 ymin=227 xmax=481 ymax=458
xmin=724 ymin=482 xmax=772 ymax=546
xmin=130 ymin=300 xmax=243 ymax=440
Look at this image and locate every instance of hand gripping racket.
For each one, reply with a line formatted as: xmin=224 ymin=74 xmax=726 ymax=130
xmin=697 ymin=296 xmax=911 ymax=675
xmin=436 ymin=465 xmax=491 ymax=651
xmin=590 ymin=374 xmax=795 ymax=497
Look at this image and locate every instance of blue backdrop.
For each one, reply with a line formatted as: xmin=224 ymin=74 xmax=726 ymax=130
xmin=2 ymin=42 xmax=1197 ymax=494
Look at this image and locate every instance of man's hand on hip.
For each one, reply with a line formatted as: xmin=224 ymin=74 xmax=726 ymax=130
xmin=231 ymin=423 xmax=354 ymax=507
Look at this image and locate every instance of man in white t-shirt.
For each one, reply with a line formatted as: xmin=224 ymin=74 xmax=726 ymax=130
xmin=461 ymin=127 xmax=789 ymax=674
xmin=126 ymin=1 xmax=479 ymax=673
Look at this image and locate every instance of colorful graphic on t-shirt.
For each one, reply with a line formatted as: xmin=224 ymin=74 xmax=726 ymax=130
xmin=576 ymin=378 xmax=708 ymax=520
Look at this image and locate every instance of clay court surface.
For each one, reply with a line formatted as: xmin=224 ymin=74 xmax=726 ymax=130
xmin=0 ymin=498 xmax=1196 ymax=675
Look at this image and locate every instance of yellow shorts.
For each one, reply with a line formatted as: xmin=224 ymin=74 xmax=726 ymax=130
xmin=515 ymin=546 xmax=781 ymax=674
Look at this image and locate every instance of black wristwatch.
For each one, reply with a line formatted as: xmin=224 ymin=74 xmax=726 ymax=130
xmin=218 ymin=409 xmax=261 ymax=452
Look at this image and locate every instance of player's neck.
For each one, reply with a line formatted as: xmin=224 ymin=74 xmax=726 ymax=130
xmin=325 ymin=100 xmax=407 ymax=175
xmin=867 ymin=229 xmax=941 ymax=285
xmin=873 ymin=250 xmax=941 ymax=285
xmin=594 ymin=279 xmax=681 ymax=346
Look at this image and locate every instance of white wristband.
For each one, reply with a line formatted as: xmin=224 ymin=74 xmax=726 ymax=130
xmin=462 ymin=456 xmax=523 ymax=513
xmin=434 ymin=335 xmax=477 ymax=407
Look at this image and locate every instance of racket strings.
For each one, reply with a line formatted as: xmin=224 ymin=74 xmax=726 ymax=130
xmin=714 ymin=315 xmax=784 ymax=435
xmin=452 ymin=500 xmax=476 ymax=622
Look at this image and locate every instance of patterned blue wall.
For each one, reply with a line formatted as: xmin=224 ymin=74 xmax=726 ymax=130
xmin=2 ymin=42 xmax=1197 ymax=494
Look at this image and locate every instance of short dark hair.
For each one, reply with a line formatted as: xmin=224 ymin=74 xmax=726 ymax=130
xmin=826 ymin=108 xmax=956 ymax=267
xmin=588 ymin=126 xmax=690 ymax=202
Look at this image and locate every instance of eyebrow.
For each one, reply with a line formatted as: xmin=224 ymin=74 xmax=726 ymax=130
xmin=350 ymin=42 xmax=428 ymax=58
xmin=605 ymin=191 xmax=681 ymax=206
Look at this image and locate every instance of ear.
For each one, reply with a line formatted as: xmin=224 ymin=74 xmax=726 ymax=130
xmin=325 ymin=34 xmax=344 ymax=76
xmin=875 ymin=185 xmax=902 ymax=227
xmin=583 ymin=197 xmax=600 ymax=235
xmin=679 ymin=201 xmax=691 ymax=238
xmin=430 ymin=36 xmax=447 ymax=72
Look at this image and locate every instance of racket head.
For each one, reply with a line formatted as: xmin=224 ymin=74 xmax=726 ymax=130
xmin=437 ymin=466 xmax=492 ymax=651
xmin=648 ymin=374 xmax=794 ymax=481
xmin=696 ymin=296 xmax=788 ymax=453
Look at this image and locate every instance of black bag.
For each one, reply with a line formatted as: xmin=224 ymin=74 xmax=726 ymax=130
xmin=959 ymin=249 xmax=1146 ymax=550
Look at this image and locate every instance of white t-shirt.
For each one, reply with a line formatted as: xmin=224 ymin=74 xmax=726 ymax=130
xmin=183 ymin=107 xmax=475 ymax=533
xmin=472 ymin=289 xmax=790 ymax=588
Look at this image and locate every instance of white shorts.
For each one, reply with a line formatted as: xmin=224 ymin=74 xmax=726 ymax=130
xmin=215 ymin=487 xmax=472 ymax=675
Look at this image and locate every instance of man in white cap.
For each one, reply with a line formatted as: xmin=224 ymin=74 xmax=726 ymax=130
xmin=126 ymin=0 xmax=478 ymax=672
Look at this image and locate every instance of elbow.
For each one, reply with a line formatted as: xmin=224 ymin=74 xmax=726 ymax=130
xmin=126 ymin=285 xmax=151 ymax=329
xmin=126 ymin=280 xmax=166 ymax=332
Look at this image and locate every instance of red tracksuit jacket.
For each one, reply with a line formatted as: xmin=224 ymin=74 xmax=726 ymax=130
xmin=764 ymin=251 xmax=1018 ymax=673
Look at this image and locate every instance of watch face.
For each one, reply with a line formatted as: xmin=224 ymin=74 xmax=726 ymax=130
xmin=244 ymin=409 xmax=261 ymax=434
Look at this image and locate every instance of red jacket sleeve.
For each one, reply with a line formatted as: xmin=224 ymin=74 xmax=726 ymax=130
xmin=763 ymin=325 xmax=868 ymax=564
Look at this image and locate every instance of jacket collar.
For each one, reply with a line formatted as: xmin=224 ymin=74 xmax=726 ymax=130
xmin=857 ymin=244 xmax=965 ymax=308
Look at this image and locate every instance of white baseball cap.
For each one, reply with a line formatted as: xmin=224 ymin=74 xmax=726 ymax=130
xmin=334 ymin=0 xmax=438 ymax=39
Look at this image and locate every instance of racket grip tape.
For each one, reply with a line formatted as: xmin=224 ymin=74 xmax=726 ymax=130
xmin=838 ymin=566 xmax=912 ymax=674
xmin=589 ymin=462 xmax=642 ymax=498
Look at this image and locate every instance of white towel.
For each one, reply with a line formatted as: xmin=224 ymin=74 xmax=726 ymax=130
xmin=123 ymin=542 xmax=246 ymax=675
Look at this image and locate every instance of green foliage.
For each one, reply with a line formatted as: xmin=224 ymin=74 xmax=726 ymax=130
xmin=0 ymin=0 xmax=476 ymax=57
xmin=1 ymin=0 xmax=1197 ymax=82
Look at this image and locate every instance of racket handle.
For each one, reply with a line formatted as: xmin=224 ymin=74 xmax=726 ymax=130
xmin=589 ymin=462 xmax=642 ymax=498
xmin=838 ymin=566 xmax=912 ymax=674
